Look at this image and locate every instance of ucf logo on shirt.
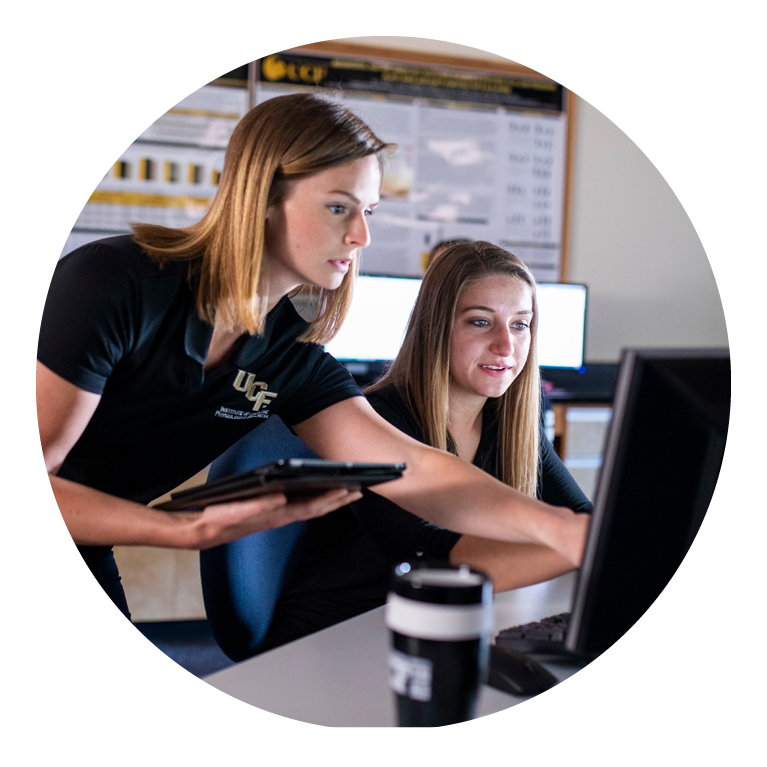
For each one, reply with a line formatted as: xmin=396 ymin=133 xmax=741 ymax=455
xmin=233 ymin=370 xmax=278 ymax=412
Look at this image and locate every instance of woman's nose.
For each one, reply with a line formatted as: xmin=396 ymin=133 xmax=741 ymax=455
xmin=344 ymin=212 xmax=371 ymax=249
xmin=489 ymin=327 xmax=514 ymax=356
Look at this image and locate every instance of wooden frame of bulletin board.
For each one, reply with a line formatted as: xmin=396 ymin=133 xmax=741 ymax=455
xmin=35 ymin=37 xmax=577 ymax=282
xmin=248 ymin=41 xmax=576 ymax=282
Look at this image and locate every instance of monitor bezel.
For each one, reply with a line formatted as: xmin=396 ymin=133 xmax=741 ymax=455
xmin=565 ymin=347 xmax=730 ymax=656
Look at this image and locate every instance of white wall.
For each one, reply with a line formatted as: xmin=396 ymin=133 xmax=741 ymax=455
xmin=342 ymin=36 xmax=729 ymax=362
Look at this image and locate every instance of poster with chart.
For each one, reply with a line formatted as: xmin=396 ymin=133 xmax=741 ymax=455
xmin=35 ymin=37 xmax=251 ymax=271
xmin=255 ymin=51 xmax=569 ymax=281
xmin=62 ymin=52 xmax=570 ymax=284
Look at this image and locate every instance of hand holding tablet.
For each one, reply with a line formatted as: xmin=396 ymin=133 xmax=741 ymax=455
xmin=154 ymin=459 xmax=406 ymax=512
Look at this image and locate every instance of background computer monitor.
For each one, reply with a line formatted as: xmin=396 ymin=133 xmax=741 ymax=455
xmin=536 ymin=282 xmax=587 ymax=369
xmin=324 ymin=275 xmax=422 ymax=370
xmin=566 ymin=348 xmax=730 ymax=656
xmin=325 ymin=275 xmax=588 ymax=374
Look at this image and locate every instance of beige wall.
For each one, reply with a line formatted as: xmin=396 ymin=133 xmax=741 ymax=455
xmin=341 ymin=37 xmax=729 ymax=362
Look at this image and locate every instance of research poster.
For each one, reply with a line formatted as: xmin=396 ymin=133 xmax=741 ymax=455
xmin=256 ymin=51 xmax=568 ymax=280
xmin=35 ymin=37 xmax=251 ymax=271
xmin=63 ymin=52 xmax=568 ymax=283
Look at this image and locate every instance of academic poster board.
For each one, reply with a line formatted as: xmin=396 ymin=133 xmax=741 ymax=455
xmin=61 ymin=48 xmax=573 ymax=283
xmin=254 ymin=46 xmax=573 ymax=281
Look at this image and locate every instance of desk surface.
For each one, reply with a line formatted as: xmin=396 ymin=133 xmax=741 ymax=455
xmin=204 ymin=572 xmax=586 ymax=726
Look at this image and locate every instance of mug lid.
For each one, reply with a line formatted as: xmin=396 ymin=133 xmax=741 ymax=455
xmin=390 ymin=560 xmax=491 ymax=605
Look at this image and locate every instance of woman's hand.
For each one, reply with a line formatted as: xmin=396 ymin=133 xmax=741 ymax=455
xmin=567 ymin=512 xmax=590 ymax=567
xmin=170 ymin=488 xmax=363 ymax=550
xmin=540 ymin=508 xmax=589 ymax=568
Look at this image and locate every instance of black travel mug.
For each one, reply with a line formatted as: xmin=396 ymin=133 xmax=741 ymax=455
xmin=385 ymin=561 xmax=493 ymax=727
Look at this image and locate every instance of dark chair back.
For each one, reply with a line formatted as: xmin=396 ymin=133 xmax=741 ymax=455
xmin=199 ymin=416 xmax=317 ymax=661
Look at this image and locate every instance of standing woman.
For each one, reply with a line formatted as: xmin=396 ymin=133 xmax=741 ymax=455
xmin=37 ymin=94 xmax=587 ymax=618
xmin=248 ymin=242 xmax=592 ymax=654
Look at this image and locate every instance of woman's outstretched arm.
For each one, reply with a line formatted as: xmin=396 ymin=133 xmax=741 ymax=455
xmin=292 ymin=397 xmax=589 ymax=567
xmin=449 ymin=537 xmax=575 ymax=592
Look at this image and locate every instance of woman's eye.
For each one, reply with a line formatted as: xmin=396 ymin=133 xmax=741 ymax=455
xmin=470 ymin=319 xmax=490 ymax=328
xmin=328 ymin=204 xmax=346 ymax=214
xmin=364 ymin=208 xmax=375 ymax=218
xmin=511 ymin=322 xmax=530 ymax=331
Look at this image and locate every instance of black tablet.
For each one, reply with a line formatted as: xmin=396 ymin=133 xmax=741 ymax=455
xmin=154 ymin=458 xmax=406 ymax=512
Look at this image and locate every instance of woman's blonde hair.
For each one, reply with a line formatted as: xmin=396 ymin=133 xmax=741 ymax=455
xmin=132 ymin=93 xmax=394 ymax=342
xmin=367 ymin=241 xmax=541 ymax=497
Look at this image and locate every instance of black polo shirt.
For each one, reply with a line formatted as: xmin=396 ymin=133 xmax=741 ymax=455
xmin=38 ymin=235 xmax=362 ymax=505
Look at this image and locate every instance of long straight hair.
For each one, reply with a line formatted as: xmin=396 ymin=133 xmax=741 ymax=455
xmin=368 ymin=241 xmax=541 ymax=497
xmin=132 ymin=93 xmax=394 ymax=342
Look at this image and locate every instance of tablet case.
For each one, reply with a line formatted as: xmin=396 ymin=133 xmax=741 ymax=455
xmin=154 ymin=459 xmax=406 ymax=511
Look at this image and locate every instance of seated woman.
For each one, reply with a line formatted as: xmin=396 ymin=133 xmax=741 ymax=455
xmin=248 ymin=241 xmax=593 ymax=654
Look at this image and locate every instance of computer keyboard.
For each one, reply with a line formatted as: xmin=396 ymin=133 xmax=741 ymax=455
xmin=495 ymin=612 xmax=571 ymax=654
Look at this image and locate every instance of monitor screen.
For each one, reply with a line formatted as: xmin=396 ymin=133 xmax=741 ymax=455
xmin=536 ymin=282 xmax=587 ymax=369
xmin=567 ymin=348 xmax=730 ymax=655
xmin=325 ymin=275 xmax=422 ymax=364
xmin=326 ymin=276 xmax=588 ymax=371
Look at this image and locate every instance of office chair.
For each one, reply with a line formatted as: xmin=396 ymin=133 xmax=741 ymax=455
xmin=199 ymin=416 xmax=317 ymax=662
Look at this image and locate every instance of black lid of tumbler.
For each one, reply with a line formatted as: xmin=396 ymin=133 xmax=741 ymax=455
xmin=391 ymin=561 xmax=491 ymax=606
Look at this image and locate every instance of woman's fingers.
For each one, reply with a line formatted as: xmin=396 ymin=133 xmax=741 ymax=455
xmin=281 ymin=488 xmax=364 ymax=522
xmin=192 ymin=488 xmax=363 ymax=548
xmin=562 ymin=513 xmax=589 ymax=568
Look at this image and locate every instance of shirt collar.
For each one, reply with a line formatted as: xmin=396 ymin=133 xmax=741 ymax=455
xmin=184 ymin=301 xmax=213 ymax=366
xmin=232 ymin=296 xmax=294 ymax=366
xmin=183 ymin=295 xmax=300 ymax=368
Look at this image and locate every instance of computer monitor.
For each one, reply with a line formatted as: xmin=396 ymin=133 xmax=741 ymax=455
xmin=565 ymin=348 xmax=730 ymax=656
xmin=324 ymin=275 xmax=423 ymax=377
xmin=325 ymin=276 xmax=588 ymax=377
xmin=536 ymin=282 xmax=587 ymax=369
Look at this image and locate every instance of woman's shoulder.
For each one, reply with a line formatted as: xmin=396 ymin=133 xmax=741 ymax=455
xmin=364 ymin=382 xmax=409 ymax=415
xmin=365 ymin=383 xmax=424 ymax=441
xmin=365 ymin=381 xmax=399 ymax=405
xmin=55 ymin=235 xmax=189 ymax=305
xmin=63 ymin=234 xmax=144 ymax=262
xmin=58 ymin=235 xmax=184 ymax=282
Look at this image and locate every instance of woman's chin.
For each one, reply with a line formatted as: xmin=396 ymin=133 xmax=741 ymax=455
xmin=322 ymin=273 xmax=348 ymax=291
